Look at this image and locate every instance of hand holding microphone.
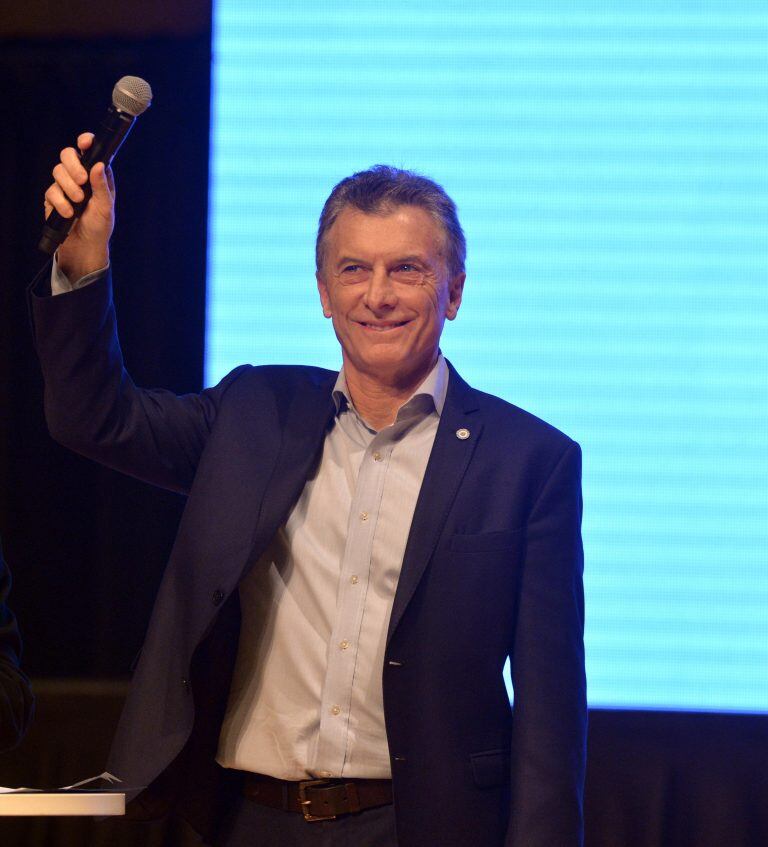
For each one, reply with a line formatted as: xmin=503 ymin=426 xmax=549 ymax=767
xmin=42 ymin=76 xmax=152 ymax=281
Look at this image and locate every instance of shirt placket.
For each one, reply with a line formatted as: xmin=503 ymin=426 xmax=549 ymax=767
xmin=312 ymin=426 xmax=394 ymax=776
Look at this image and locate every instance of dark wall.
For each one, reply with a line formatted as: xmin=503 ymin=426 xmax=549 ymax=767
xmin=0 ymin=34 xmax=210 ymax=676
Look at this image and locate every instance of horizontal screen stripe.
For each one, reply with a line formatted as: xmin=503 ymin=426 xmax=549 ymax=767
xmin=208 ymin=1 xmax=768 ymax=712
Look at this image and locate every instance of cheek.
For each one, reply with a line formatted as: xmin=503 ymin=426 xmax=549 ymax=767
xmin=422 ymin=287 xmax=448 ymax=322
xmin=327 ymin=288 xmax=355 ymax=317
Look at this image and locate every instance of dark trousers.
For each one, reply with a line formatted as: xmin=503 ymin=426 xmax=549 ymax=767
xmin=214 ymin=795 xmax=398 ymax=847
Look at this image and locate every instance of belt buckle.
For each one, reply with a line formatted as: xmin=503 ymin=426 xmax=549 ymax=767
xmin=298 ymin=779 xmax=337 ymax=822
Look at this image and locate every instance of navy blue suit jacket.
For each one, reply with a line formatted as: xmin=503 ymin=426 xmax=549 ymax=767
xmin=31 ymin=271 xmax=586 ymax=847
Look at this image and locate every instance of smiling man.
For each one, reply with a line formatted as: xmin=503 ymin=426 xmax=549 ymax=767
xmin=317 ymin=200 xmax=464 ymax=429
xmin=34 ymin=147 xmax=586 ymax=847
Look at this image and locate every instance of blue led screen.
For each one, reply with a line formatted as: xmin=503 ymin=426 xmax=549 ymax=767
xmin=207 ymin=3 xmax=768 ymax=712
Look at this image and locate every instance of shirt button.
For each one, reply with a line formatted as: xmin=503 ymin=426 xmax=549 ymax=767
xmin=359 ymin=511 xmax=369 ymax=521
xmin=330 ymin=705 xmax=341 ymax=716
xmin=339 ymin=640 xmax=350 ymax=650
xmin=373 ymin=452 xmax=382 ymax=462
xmin=350 ymin=575 xmax=359 ymax=585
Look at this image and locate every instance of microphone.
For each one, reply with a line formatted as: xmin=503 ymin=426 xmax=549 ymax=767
xmin=38 ymin=76 xmax=153 ymax=255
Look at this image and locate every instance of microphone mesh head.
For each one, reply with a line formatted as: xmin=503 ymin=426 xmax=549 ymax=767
xmin=112 ymin=76 xmax=153 ymax=116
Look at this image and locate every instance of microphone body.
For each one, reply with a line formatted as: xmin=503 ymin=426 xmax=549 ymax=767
xmin=39 ymin=76 xmax=152 ymax=256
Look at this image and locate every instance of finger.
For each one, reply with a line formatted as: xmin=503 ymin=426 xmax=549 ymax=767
xmin=52 ymin=162 xmax=85 ymax=204
xmin=60 ymin=146 xmax=88 ymax=185
xmin=77 ymin=132 xmax=95 ymax=152
xmin=45 ymin=183 xmax=74 ymax=218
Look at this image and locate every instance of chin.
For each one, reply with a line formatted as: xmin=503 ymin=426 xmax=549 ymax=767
xmin=365 ymin=354 xmax=433 ymax=382
xmin=360 ymin=355 xmax=406 ymax=374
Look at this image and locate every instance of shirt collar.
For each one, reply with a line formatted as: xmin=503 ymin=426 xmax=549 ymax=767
xmin=332 ymin=353 xmax=449 ymax=422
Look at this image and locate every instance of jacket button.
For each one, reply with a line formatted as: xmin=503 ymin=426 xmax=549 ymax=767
xmin=181 ymin=677 xmax=190 ymax=691
xmin=393 ymin=756 xmax=407 ymax=763
xmin=387 ymin=659 xmax=404 ymax=667
xmin=212 ymin=589 xmax=225 ymax=606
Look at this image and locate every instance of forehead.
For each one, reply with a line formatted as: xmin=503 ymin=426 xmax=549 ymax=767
xmin=326 ymin=205 xmax=446 ymax=261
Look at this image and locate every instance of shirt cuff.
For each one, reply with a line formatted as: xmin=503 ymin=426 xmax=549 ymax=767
xmin=51 ymin=254 xmax=109 ymax=296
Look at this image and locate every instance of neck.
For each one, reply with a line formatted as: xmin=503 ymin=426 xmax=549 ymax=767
xmin=343 ymin=357 xmax=437 ymax=430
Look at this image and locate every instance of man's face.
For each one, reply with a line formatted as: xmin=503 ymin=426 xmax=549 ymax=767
xmin=316 ymin=205 xmax=464 ymax=387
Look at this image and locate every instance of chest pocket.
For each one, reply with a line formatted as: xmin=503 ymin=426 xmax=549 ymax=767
xmin=448 ymin=528 xmax=524 ymax=553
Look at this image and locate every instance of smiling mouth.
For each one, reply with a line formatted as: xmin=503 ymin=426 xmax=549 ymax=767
xmin=357 ymin=320 xmax=410 ymax=332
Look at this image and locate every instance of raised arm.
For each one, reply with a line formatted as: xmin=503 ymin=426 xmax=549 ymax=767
xmin=33 ymin=134 xmax=244 ymax=493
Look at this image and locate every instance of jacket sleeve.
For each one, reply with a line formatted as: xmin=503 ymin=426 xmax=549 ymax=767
xmin=506 ymin=441 xmax=587 ymax=847
xmin=29 ymin=267 xmax=247 ymax=495
xmin=0 ymin=543 xmax=34 ymax=752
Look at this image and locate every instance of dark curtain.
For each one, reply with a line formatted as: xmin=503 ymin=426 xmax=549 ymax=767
xmin=0 ymin=35 xmax=210 ymax=676
xmin=585 ymin=710 xmax=768 ymax=847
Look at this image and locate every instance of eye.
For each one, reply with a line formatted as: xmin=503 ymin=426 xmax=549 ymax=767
xmin=390 ymin=264 xmax=425 ymax=284
xmin=337 ymin=264 xmax=369 ymax=284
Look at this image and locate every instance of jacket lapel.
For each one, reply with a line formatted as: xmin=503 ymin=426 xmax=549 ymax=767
xmin=387 ymin=364 xmax=483 ymax=643
xmin=239 ymin=364 xmax=483 ymax=643
xmin=248 ymin=372 xmax=337 ymax=555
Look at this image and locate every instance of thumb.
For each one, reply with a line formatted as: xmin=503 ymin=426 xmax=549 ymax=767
xmin=105 ymin=164 xmax=116 ymax=198
xmin=90 ymin=162 xmax=110 ymax=203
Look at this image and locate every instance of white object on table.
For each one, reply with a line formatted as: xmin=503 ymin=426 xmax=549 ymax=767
xmin=0 ymin=791 xmax=125 ymax=816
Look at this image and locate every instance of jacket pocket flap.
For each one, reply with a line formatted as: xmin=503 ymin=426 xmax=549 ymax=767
xmin=469 ymin=748 xmax=510 ymax=788
xmin=449 ymin=529 xmax=523 ymax=553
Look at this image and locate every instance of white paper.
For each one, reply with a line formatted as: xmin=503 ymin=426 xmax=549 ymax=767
xmin=0 ymin=772 xmax=121 ymax=793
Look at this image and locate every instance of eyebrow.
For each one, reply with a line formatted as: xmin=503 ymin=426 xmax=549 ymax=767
xmin=335 ymin=256 xmax=367 ymax=268
xmin=335 ymin=253 xmax=431 ymax=268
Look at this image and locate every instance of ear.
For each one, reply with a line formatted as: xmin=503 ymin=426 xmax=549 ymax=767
xmin=445 ymin=272 xmax=465 ymax=321
xmin=316 ymin=272 xmax=333 ymax=318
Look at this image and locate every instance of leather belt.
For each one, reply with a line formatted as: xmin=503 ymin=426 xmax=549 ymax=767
xmin=241 ymin=772 xmax=393 ymax=822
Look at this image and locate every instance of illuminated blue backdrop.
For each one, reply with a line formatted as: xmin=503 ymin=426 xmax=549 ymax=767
xmin=206 ymin=3 xmax=768 ymax=712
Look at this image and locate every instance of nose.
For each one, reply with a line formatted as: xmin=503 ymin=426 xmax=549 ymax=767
xmin=364 ymin=266 xmax=397 ymax=312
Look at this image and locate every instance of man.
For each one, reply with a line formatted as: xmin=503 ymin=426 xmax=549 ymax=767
xmin=0 ymin=537 xmax=34 ymax=752
xmin=34 ymin=134 xmax=586 ymax=846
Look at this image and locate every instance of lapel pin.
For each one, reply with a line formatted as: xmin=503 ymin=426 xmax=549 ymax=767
xmin=455 ymin=428 xmax=470 ymax=440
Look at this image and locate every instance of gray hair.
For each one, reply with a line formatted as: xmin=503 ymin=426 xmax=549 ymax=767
xmin=316 ymin=165 xmax=466 ymax=277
